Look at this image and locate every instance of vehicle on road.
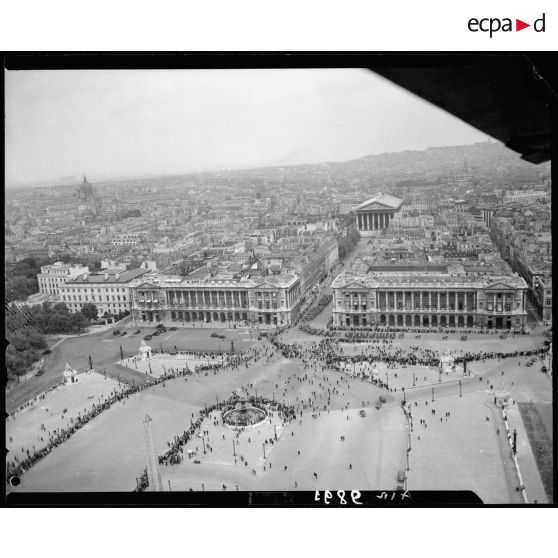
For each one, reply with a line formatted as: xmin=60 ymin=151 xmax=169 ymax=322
xmin=134 ymin=329 xmax=141 ymax=334
xmin=359 ymin=410 xmax=366 ymax=417
xmin=36 ymin=369 xmax=45 ymax=376
xmin=144 ymin=335 xmax=152 ymax=340
xmin=211 ymin=332 xmax=226 ymax=339
xmin=120 ymin=331 xmax=127 ymax=336
xmin=152 ymin=331 xmax=160 ymax=336
xmin=169 ymin=327 xmax=177 ymax=331
xmin=112 ymin=330 xmax=120 ymax=335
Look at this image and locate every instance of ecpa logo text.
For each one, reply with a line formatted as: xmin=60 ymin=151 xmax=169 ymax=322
xmin=468 ymin=13 xmax=545 ymax=37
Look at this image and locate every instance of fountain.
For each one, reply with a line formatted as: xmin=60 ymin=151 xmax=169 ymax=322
xmin=223 ymin=400 xmax=267 ymax=429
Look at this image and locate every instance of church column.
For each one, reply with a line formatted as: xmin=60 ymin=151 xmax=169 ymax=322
xmin=385 ymin=213 xmax=390 ymax=228
xmin=357 ymin=214 xmax=361 ymax=230
xmin=366 ymin=213 xmax=371 ymax=230
xmin=380 ymin=213 xmax=385 ymax=229
xmin=437 ymin=292 xmax=441 ymax=310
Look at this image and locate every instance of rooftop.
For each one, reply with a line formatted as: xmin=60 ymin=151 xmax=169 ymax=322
xmin=356 ymin=192 xmax=404 ymax=211
xmin=64 ymin=268 xmax=149 ymax=284
xmin=332 ymin=271 xmax=527 ymax=290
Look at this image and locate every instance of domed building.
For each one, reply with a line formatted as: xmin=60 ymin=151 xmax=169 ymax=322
xmin=78 ymin=174 xmax=95 ymax=202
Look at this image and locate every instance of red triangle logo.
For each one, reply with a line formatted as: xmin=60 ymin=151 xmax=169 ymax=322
xmin=516 ymin=19 xmax=530 ymax=31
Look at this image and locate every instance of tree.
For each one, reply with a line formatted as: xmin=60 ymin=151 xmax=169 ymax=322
xmin=52 ymin=302 xmax=70 ymax=314
xmin=47 ymin=313 xmax=72 ymax=333
xmin=70 ymin=312 xmax=89 ymax=332
xmin=81 ymin=302 xmax=99 ymax=322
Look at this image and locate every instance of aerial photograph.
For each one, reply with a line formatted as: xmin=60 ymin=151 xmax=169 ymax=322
xmin=4 ymin=59 xmax=553 ymax=504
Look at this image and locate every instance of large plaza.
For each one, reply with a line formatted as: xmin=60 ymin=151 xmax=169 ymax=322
xmin=6 ymin=313 xmax=552 ymax=502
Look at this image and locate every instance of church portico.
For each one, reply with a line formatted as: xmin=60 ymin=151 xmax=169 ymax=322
xmin=355 ymin=192 xmax=403 ymax=235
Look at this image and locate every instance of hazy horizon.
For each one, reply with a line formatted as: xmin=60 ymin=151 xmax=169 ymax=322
xmin=5 ymin=68 xmax=492 ymax=187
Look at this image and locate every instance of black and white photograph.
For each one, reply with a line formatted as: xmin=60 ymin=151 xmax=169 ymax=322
xmin=3 ymin=53 xmax=555 ymax=508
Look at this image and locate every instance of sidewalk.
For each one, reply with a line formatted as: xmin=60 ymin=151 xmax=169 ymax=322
xmin=504 ymin=403 xmax=548 ymax=503
xmin=45 ymin=316 xmax=130 ymax=339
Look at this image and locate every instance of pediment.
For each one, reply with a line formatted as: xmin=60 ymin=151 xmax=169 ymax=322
xmin=342 ymin=281 xmax=369 ymax=290
xmin=135 ymin=282 xmax=157 ymax=289
xmin=357 ymin=202 xmax=391 ymax=211
xmin=253 ymin=281 xmax=277 ymax=290
xmin=485 ymin=282 xmax=515 ymax=290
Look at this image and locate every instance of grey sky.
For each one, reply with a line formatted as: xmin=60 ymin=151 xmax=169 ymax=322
xmin=5 ymin=68 xmax=490 ymax=185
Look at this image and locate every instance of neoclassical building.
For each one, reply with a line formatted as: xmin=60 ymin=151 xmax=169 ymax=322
xmin=355 ymin=193 xmax=403 ymax=234
xmin=130 ymin=274 xmax=302 ymax=327
xmin=331 ymin=272 xmax=528 ymax=329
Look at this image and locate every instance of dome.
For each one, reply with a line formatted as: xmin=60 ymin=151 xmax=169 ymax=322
xmin=78 ymin=174 xmax=94 ymax=200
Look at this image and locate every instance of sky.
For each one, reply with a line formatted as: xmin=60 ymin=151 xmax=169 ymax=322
xmin=5 ymin=68 xmax=491 ymax=186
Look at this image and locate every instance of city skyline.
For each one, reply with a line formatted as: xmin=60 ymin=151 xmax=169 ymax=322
xmin=5 ymin=68 xmax=491 ymax=187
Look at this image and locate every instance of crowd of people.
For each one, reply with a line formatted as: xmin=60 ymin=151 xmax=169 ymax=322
xmin=7 ymin=340 xmax=297 ymax=484
xmin=135 ymin=395 xmax=296 ymax=490
xmin=269 ymin=329 xmax=549 ymax=371
xmin=300 ymin=323 xmax=532 ymax=339
xmin=301 ymin=294 xmax=333 ymax=322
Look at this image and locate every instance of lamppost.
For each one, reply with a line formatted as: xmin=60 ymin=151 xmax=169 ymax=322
xmin=202 ymin=437 xmax=206 ymax=454
xmin=402 ymin=387 xmax=406 ymax=406
xmin=513 ymin=429 xmax=517 ymax=455
xmin=412 ymin=372 xmax=416 ymax=387
xmin=233 ymin=439 xmax=236 ymax=456
xmin=386 ymin=371 xmax=389 ymax=389
xmin=406 ymin=447 xmax=410 ymax=471
xmin=88 ymin=354 xmax=93 ymax=371
xmin=120 ymin=344 xmax=124 ymax=362
xmin=459 ymin=380 xmax=462 ymax=398
xmin=274 ymin=424 xmax=277 ymax=441
xmin=431 ymin=387 xmax=435 ymax=402
xmin=263 ymin=443 xmax=266 ymax=459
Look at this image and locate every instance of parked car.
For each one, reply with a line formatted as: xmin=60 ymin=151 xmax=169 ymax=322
xmin=36 ymin=369 xmax=45 ymax=377
xmin=152 ymin=331 xmax=160 ymax=336
xmin=144 ymin=335 xmax=152 ymax=341
xmin=134 ymin=329 xmax=141 ymax=334
xmin=169 ymin=327 xmax=177 ymax=331
xmin=120 ymin=331 xmax=127 ymax=336
xmin=359 ymin=410 xmax=366 ymax=417
xmin=112 ymin=330 xmax=120 ymax=335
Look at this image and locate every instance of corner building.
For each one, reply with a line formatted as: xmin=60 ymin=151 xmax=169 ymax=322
xmin=331 ymin=272 xmax=528 ymax=329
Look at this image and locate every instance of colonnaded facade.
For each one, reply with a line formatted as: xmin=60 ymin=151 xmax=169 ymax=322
xmin=331 ymin=272 xmax=528 ymax=329
xmin=355 ymin=193 xmax=403 ymax=234
xmin=130 ymin=274 xmax=302 ymax=327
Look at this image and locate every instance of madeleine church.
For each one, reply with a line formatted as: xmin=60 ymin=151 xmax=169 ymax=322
xmin=355 ymin=193 xmax=403 ymax=234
